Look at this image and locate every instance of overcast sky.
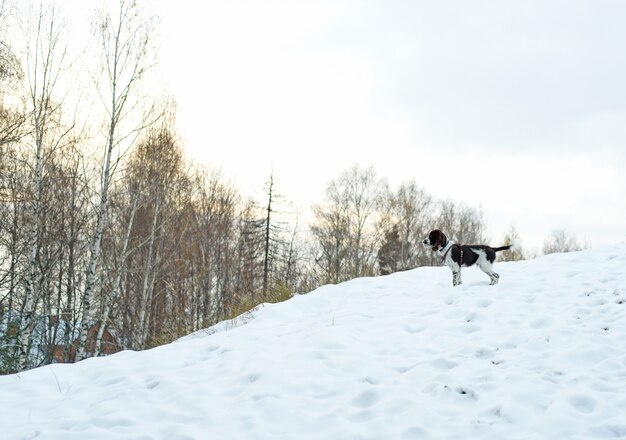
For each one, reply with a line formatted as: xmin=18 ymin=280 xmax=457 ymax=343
xmin=65 ymin=0 xmax=626 ymax=252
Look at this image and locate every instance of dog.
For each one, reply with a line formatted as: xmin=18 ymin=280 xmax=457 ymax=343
xmin=422 ymin=229 xmax=512 ymax=286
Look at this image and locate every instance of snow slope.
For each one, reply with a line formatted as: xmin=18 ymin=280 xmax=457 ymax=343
xmin=2 ymin=246 xmax=626 ymax=440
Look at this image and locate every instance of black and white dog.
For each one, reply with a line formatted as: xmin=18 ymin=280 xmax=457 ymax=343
xmin=423 ymin=229 xmax=512 ymax=286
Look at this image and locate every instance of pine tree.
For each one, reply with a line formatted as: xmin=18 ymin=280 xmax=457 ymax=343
xmin=377 ymin=224 xmax=407 ymax=275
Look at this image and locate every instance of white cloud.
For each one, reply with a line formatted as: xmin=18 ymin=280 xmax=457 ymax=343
xmin=70 ymin=0 xmax=626 ymax=250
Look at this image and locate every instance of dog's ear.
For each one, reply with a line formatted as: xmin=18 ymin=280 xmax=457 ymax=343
xmin=438 ymin=231 xmax=447 ymax=245
xmin=430 ymin=229 xmax=445 ymax=251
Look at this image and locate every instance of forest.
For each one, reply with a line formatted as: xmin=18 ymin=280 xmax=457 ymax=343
xmin=1 ymin=1 xmax=581 ymax=374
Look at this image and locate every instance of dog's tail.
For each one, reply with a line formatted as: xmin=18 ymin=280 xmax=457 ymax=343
xmin=492 ymin=242 xmax=520 ymax=253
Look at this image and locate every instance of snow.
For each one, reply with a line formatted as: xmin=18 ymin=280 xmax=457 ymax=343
xmin=2 ymin=245 xmax=626 ymax=439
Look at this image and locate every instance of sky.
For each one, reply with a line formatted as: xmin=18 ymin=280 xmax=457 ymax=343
xmin=61 ymin=0 xmax=626 ymax=252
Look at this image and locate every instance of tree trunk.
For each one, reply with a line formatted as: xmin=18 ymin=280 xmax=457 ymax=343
xmin=262 ymin=174 xmax=273 ymax=295
xmin=137 ymin=195 xmax=160 ymax=349
xmin=76 ymin=0 xmax=155 ymax=360
xmin=18 ymin=85 xmax=45 ymax=372
xmin=94 ymin=196 xmax=138 ymax=357
xmin=76 ymin=118 xmax=115 ymax=361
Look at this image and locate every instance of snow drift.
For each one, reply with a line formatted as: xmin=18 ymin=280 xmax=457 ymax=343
xmin=1 ymin=245 xmax=625 ymax=439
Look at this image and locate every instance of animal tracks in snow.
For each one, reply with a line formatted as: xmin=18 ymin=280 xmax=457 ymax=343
xmin=429 ymin=358 xmax=459 ymax=370
xmin=401 ymin=324 xmax=426 ymax=334
xmin=350 ymin=390 xmax=381 ymax=408
xmin=567 ymin=394 xmax=597 ymax=414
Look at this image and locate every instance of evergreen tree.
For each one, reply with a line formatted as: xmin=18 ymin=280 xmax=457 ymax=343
xmin=378 ymin=224 xmax=410 ymax=275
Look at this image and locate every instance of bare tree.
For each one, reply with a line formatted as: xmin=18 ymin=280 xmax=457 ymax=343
xmin=542 ymin=229 xmax=583 ymax=255
xmin=276 ymin=214 xmax=303 ymax=294
xmin=135 ymin=128 xmax=183 ymax=348
xmin=377 ymin=181 xmax=434 ymax=272
xmin=93 ymin=187 xmax=139 ymax=357
xmin=0 ymin=1 xmax=25 ymax=316
xmin=0 ymin=149 xmax=26 ymax=372
xmin=437 ymin=200 xmax=487 ymax=245
xmin=499 ymin=226 xmax=526 ymax=261
xmin=311 ymin=165 xmax=387 ymax=283
xmin=0 ymin=0 xmax=25 ymax=178
xmin=18 ymin=0 xmax=73 ymax=371
xmin=0 ymin=0 xmax=26 ymax=149
xmin=0 ymin=6 xmax=27 ymax=365
xmin=77 ymin=0 xmax=157 ymax=361
xmin=188 ymin=169 xmax=239 ymax=326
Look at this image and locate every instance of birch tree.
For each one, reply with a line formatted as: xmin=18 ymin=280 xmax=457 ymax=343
xmin=77 ymin=0 xmax=156 ymax=361
xmin=134 ymin=130 xmax=175 ymax=349
xmin=311 ymin=165 xmax=387 ymax=283
xmin=377 ymin=181 xmax=434 ymax=272
xmin=437 ymin=200 xmax=487 ymax=246
xmin=189 ymin=170 xmax=239 ymax=325
xmin=18 ymin=1 xmax=72 ymax=371
xmin=0 ymin=0 xmax=26 ymax=149
xmin=542 ymin=229 xmax=583 ymax=255
xmin=93 ymin=190 xmax=139 ymax=356
xmin=0 ymin=0 xmax=24 ymax=327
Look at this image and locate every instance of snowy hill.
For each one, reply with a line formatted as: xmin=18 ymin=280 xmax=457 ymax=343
xmin=2 ymin=246 xmax=626 ymax=440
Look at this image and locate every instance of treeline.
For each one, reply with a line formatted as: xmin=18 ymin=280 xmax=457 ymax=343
xmin=0 ymin=0 xmax=498 ymax=373
xmin=0 ymin=117 xmax=493 ymax=373
xmin=1 ymin=1 xmax=581 ymax=374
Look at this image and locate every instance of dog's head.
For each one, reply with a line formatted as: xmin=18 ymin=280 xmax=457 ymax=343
xmin=422 ymin=229 xmax=447 ymax=252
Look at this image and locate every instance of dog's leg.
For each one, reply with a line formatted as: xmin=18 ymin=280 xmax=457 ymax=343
xmin=478 ymin=260 xmax=499 ymax=285
xmin=490 ymin=272 xmax=500 ymax=285
xmin=452 ymin=270 xmax=462 ymax=286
